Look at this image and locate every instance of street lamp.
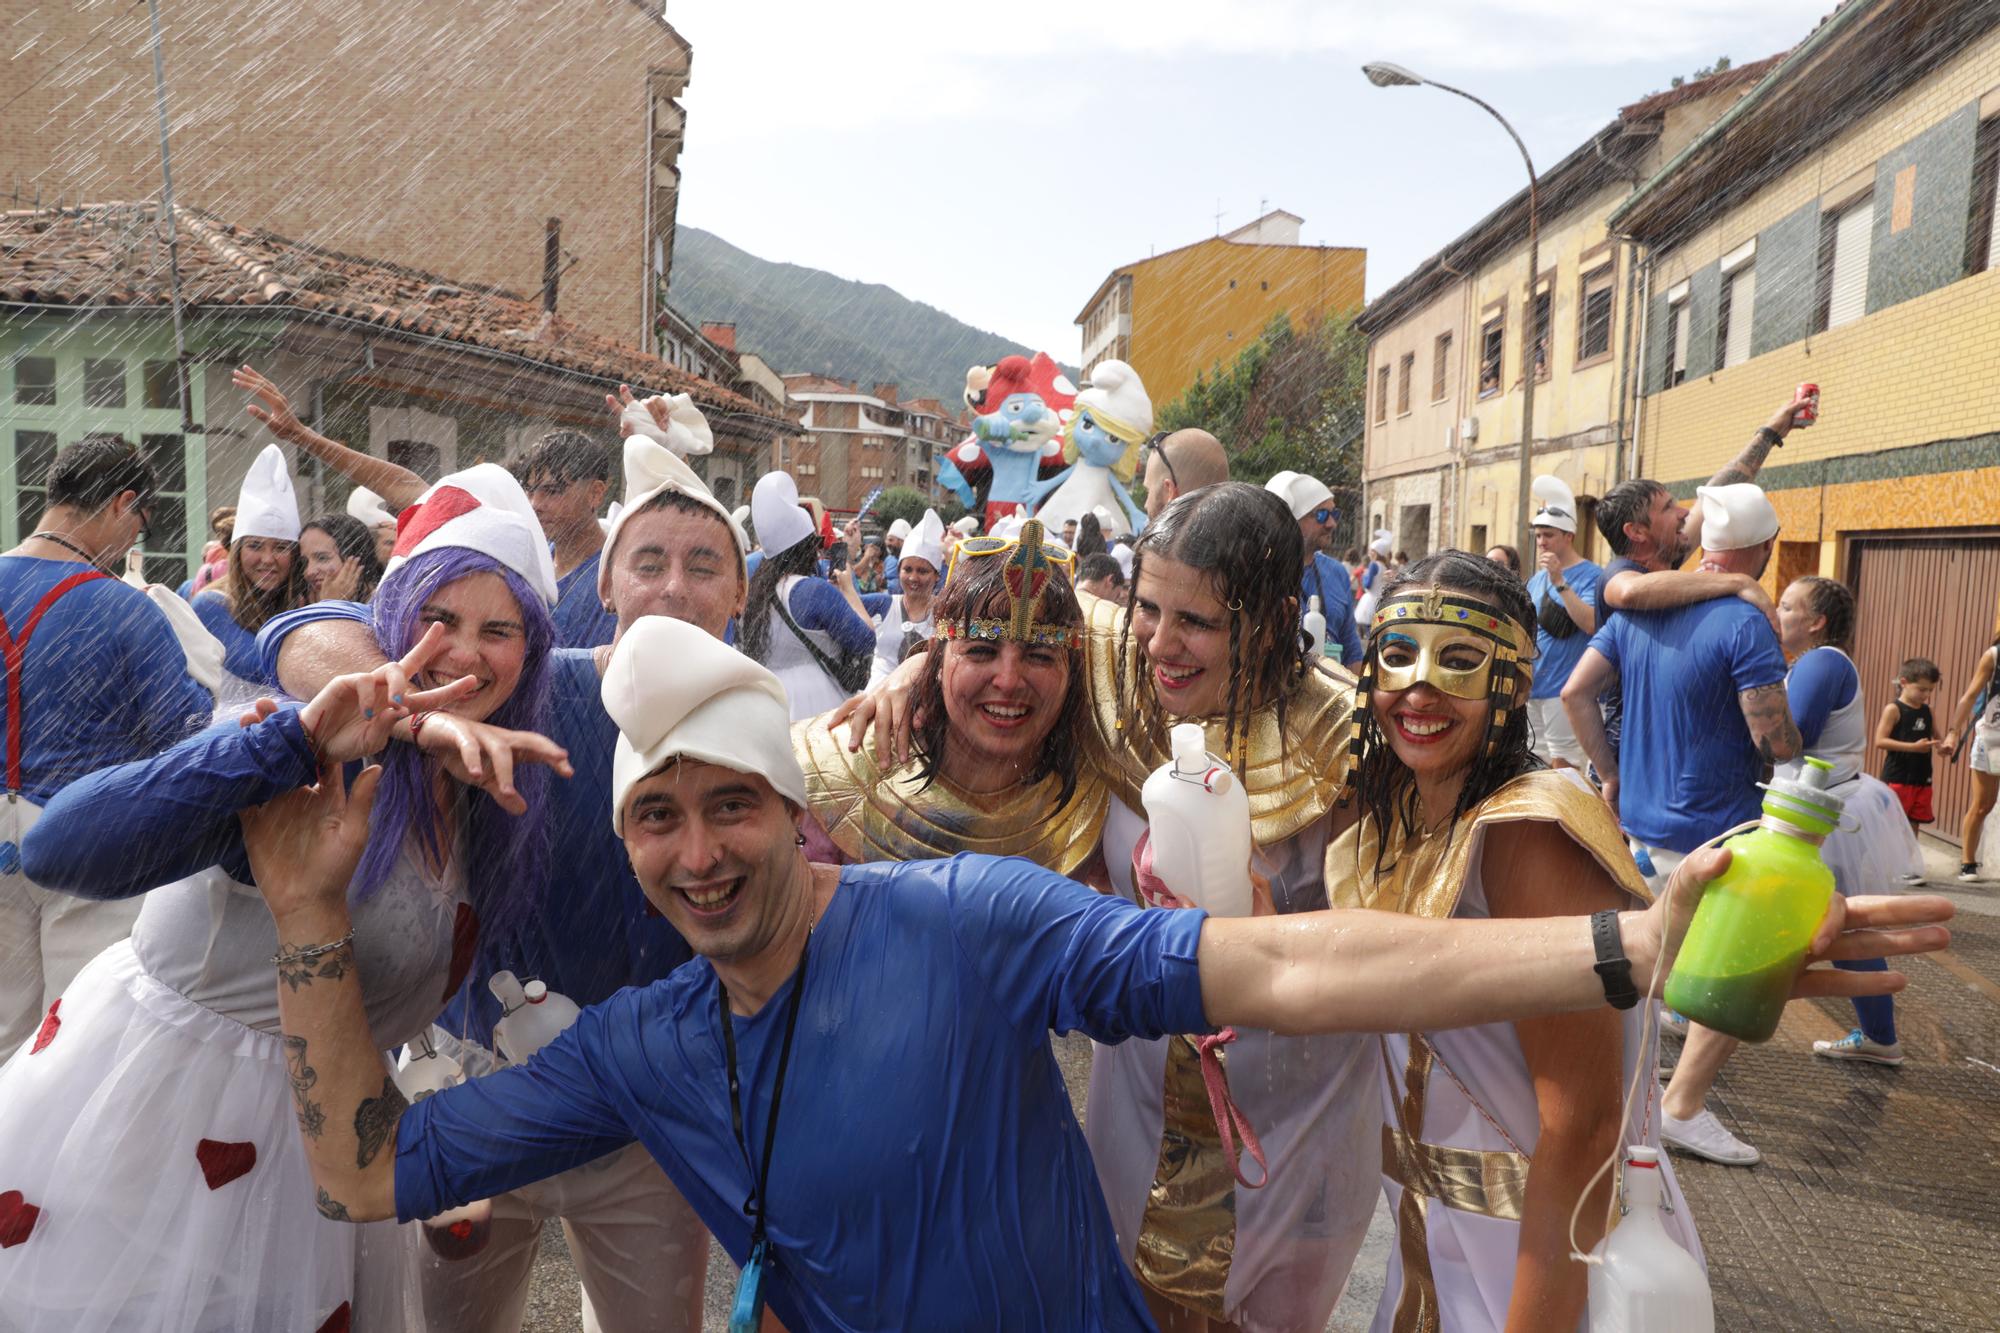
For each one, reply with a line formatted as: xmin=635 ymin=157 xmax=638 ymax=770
xmin=1364 ymin=62 xmax=1540 ymax=554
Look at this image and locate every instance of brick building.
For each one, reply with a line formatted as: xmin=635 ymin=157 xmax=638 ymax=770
xmin=777 ymin=376 xmax=960 ymax=514
xmin=1613 ymin=0 xmax=2000 ymax=845
xmin=1074 ymin=209 xmax=1365 ymax=409
xmin=1355 ymin=59 xmax=1778 ymax=559
xmin=0 ymin=204 xmax=792 ymax=581
xmin=0 ymin=0 xmax=690 ymax=352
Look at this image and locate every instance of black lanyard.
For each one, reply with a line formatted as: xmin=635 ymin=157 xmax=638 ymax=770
xmin=718 ymin=926 xmax=813 ymax=1251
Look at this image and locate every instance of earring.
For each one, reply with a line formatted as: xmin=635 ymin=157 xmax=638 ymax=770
xmin=796 ymin=832 xmax=807 ymax=846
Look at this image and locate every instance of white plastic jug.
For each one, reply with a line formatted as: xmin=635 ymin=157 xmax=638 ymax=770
xmin=490 ymin=971 xmax=582 ymax=1065
xmin=393 ymin=1033 xmax=465 ymax=1103
xmin=1140 ymin=723 xmax=1254 ymax=917
xmin=1588 ymin=1146 xmax=1714 ymax=1333
xmin=1303 ymin=595 xmax=1327 ymax=662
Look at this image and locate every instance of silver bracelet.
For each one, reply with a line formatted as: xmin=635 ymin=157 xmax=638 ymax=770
xmin=272 ymin=928 xmax=357 ymax=967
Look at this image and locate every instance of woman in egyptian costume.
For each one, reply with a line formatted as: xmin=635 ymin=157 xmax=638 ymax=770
xmin=1328 ymin=551 xmax=1700 ymax=1333
xmin=793 ymin=518 xmax=1108 ymax=875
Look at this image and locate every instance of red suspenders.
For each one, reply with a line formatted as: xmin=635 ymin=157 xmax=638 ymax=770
xmin=1 ymin=570 xmax=111 ymax=795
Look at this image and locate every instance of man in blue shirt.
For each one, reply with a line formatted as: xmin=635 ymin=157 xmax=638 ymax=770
xmin=234 ymin=615 xmax=1943 ymax=1332
xmin=1562 ymin=482 xmax=1803 ymax=1171
xmin=1522 ymin=475 xmax=1601 ymax=768
xmin=1264 ymin=470 xmax=1363 ymax=665
xmin=260 ymin=436 xmax=749 ymax=1330
xmin=0 ymin=436 xmax=210 ymax=1052
xmin=521 ymin=430 xmax=618 ymax=650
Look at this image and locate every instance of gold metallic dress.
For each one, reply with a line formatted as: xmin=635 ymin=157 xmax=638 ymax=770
xmin=1325 ymin=769 xmax=1699 ymax=1333
xmin=1077 ymin=591 xmax=1383 ymax=1329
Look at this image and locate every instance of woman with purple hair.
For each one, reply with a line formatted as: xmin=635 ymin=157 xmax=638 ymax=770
xmin=0 ymin=466 xmax=566 ymax=1333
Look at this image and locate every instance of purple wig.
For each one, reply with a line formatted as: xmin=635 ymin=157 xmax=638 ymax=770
xmin=351 ymin=546 xmax=555 ymax=955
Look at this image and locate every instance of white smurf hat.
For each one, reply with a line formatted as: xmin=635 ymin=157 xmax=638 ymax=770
xmin=1111 ymin=542 xmax=1134 ymax=579
xmin=346 ymin=486 xmax=396 ymax=529
xmin=233 ymin=444 xmax=301 ymax=544
xmin=952 ymin=515 xmax=980 ymax=536
xmin=1265 ymin=470 xmax=1335 ymax=521
xmin=887 ymin=517 xmax=912 ymax=542
xmin=383 ymin=463 xmax=559 ymax=608
xmin=750 ymin=470 xmax=816 ymax=556
xmin=1369 ymin=528 xmax=1393 ymax=557
xmin=1074 ymin=359 xmax=1154 ymax=444
xmin=1530 ymin=475 xmax=1578 ymax=534
xmin=900 ymin=510 xmax=945 ymax=573
xmin=604 ymin=615 xmax=806 ymax=834
xmin=1696 ymin=483 xmax=1780 ymax=551
xmin=599 ymin=435 xmax=750 ymax=601
xmin=619 ymin=393 xmax=714 ymax=458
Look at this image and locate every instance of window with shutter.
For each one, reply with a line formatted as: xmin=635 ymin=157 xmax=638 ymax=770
xmin=1478 ymin=312 xmax=1505 ymax=399
xmin=1721 ymin=266 xmax=1756 ymax=368
xmin=1376 ymin=365 xmax=1390 ymax=423
xmin=1397 ymin=353 xmax=1414 ymax=414
xmin=1529 ymin=290 xmax=1551 ymax=381
xmin=1667 ymin=299 xmax=1691 ymax=387
xmin=1577 ymin=268 xmax=1615 ymax=364
xmin=1432 ymin=333 xmax=1451 ymax=402
xmin=1820 ymin=196 xmax=1874 ymax=329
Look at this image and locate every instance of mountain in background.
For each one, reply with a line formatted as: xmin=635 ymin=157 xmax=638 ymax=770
xmin=669 ymin=227 xmax=1073 ymax=404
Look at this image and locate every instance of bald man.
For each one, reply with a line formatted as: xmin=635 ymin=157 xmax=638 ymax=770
xmin=1142 ymin=428 xmax=1229 ymax=520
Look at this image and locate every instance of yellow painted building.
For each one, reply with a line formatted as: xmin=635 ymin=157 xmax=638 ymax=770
xmin=1612 ymin=0 xmax=2000 ymax=839
xmin=1074 ymin=210 xmax=1365 ymax=410
xmin=1357 ymin=61 xmax=1778 ymax=558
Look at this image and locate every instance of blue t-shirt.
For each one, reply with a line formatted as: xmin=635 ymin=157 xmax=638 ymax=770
xmin=1588 ymin=598 xmax=1787 ymax=852
xmin=395 ymin=856 xmax=1206 ymax=1331
xmin=552 ymin=551 xmax=616 ymax=650
xmin=1590 ymin=555 xmax=1645 ymax=754
xmin=1788 ymin=646 xmax=1857 ymax=748
xmin=191 ymin=589 xmax=272 ymax=685
xmin=0 ymin=557 xmax=210 ymax=808
xmin=1526 ymin=558 xmax=1603 ymax=698
xmin=1302 ymin=551 xmax=1364 ymax=666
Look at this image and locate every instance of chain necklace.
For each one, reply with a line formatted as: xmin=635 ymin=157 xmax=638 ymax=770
xmin=27 ymin=531 xmax=108 ymax=572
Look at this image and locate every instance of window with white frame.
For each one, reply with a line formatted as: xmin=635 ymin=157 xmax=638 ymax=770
xmin=1718 ymin=239 xmax=1757 ymax=369
xmin=1818 ymin=195 xmax=1874 ymax=330
xmin=1663 ymin=280 xmax=1691 ymax=388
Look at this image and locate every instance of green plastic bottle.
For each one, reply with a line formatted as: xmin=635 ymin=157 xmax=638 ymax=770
xmin=1662 ymin=757 xmax=1845 ymax=1043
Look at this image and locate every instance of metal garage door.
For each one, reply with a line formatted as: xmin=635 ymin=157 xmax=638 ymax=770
xmin=1847 ymin=530 xmax=2000 ymax=847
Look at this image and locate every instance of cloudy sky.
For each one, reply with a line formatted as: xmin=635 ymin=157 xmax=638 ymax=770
xmin=668 ymin=0 xmax=1833 ymax=359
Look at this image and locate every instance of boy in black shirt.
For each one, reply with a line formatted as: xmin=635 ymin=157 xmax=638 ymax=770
xmin=1877 ymin=658 xmax=1943 ymax=831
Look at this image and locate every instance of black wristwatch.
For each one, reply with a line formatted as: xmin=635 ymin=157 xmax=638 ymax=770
xmin=1591 ymin=910 xmax=1639 ymax=1010
xmin=1756 ymin=424 xmax=1785 ymax=449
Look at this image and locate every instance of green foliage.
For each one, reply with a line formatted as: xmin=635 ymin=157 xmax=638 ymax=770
xmin=1668 ymin=55 xmax=1731 ymax=90
xmin=870 ymin=486 xmax=933 ymax=528
xmin=1153 ymin=306 xmax=1368 ymax=493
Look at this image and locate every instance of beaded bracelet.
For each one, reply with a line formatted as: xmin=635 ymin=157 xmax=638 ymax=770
xmin=272 ymin=928 xmax=356 ymax=968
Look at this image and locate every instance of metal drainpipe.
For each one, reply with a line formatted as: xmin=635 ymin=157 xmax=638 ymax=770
xmin=1625 ymin=252 xmax=1652 ymax=483
xmin=1612 ymin=236 xmax=1642 ymax=486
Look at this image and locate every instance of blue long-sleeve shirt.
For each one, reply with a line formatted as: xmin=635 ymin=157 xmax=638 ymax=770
xmin=190 ymin=589 xmax=273 ymax=686
xmin=0 ymin=556 xmax=210 ymax=808
xmin=22 ymin=705 xmax=318 ymax=896
xmin=395 ymin=855 xmax=1208 ymax=1331
xmin=1302 ymin=551 xmax=1364 ymax=665
xmin=552 ymin=552 xmax=616 ymax=650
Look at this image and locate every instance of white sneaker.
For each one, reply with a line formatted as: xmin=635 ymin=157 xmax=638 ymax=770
xmin=1897 ymin=872 xmax=1927 ymax=885
xmin=1813 ymin=1029 xmax=1905 ymax=1066
xmin=1959 ymin=865 xmax=1983 ymax=883
xmin=1660 ymin=1108 xmax=1761 ymax=1166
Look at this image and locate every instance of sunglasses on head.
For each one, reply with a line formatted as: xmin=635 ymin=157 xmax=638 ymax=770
xmin=1140 ymin=432 xmax=1178 ymax=488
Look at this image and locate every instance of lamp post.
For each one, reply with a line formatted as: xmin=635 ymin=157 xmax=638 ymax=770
xmin=1364 ymin=62 xmax=1540 ymax=552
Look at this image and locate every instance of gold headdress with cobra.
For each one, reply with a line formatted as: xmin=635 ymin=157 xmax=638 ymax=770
xmin=938 ymin=519 xmax=1082 ymax=648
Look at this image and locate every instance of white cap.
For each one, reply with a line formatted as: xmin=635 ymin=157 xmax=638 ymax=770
xmin=619 ymin=393 xmax=714 ymax=458
xmin=900 ymin=509 xmax=945 ymax=573
xmin=886 ymin=517 xmax=912 ymax=541
xmin=1111 ymin=542 xmax=1134 ymax=579
xmin=383 ymin=463 xmax=560 ymax=608
xmin=599 ymin=435 xmax=750 ymax=601
xmin=603 ymin=615 xmax=806 ymax=834
xmin=1530 ymin=475 xmax=1578 ymax=534
xmin=1369 ymin=528 xmax=1393 ymax=557
xmin=952 ymin=515 xmax=980 ymax=536
xmin=1696 ymin=483 xmax=1780 ymax=551
xmin=233 ymin=444 xmax=301 ymax=544
xmin=990 ymin=511 xmax=1028 ymax=542
xmin=346 ymin=486 xmax=396 ymax=529
xmin=1265 ymin=470 xmax=1335 ymax=521
xmin=1073 ymin=359 xmax=1154 ymax=444
xmin=750 ymin=470 xmax=816 ymax=556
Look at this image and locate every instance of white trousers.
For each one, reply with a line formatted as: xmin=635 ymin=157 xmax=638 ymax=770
xmin=418 ymin=1140 xmax=708 ymax=1333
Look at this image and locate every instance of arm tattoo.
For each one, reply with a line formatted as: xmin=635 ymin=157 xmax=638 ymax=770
xmin=1710 ymin=430 xmax=1779 ymax=488
xmin=1740 ymin=681 xmax=1802 ymax=763
xmin=354 ymin=1077 xmax=408 ymax=1169
xmin=315 ymin=1186 xmax=352 ymax=1221
xmin=283 ymin=1035 xmax=326 ymax=1140
xmin=277 ymin=941 xmax=355 ymax=993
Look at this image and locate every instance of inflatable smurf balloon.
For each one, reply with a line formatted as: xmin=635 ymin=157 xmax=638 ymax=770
xmin=1032 ymin=358 xmax=1150 ymax=538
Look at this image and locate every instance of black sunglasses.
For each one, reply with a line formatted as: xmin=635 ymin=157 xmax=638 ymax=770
xmin=1141 ymin=432 xmax=1178 ymax=488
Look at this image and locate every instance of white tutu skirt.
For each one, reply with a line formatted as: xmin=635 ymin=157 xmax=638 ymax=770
xmin=1823 ymin=774 xmax=1923 ymax=894
xmin=0 ymin=941 xmax=420 ymax=1333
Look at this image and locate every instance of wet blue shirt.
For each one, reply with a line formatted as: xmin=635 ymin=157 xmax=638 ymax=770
xmin=1526 ymin=558 xmax=1603 ymax=698
xmin=1588 ymin=598 xmax=1787 ymax=852
xmin=0 ymin=557 xmax=209 ymax=808
xmin=191 ymin=589 xmax=271 ymax=685
xmin=552 ymin=551 xmax=616 ymax=650
xmin=1302 ymin=551 xmax=1364 ymax=666
xmin=395 ymin=855 xmax=1207 ymax=1331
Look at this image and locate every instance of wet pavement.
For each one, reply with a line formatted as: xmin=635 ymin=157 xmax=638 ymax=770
xmin=524 ymin=840 xmax=1998 ymax=1332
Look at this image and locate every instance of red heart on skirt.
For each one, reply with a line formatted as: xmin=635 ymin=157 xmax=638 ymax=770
xmin=315 ymin=1301 xmax=352 ymax=1333
xmin=29 ymin=999 xmax=58 ymax=1054
xmin=0 ymin=1190 xmax=40 ymax=1248
xmin=195 ymin=1139 xmax=258 ymax=1190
